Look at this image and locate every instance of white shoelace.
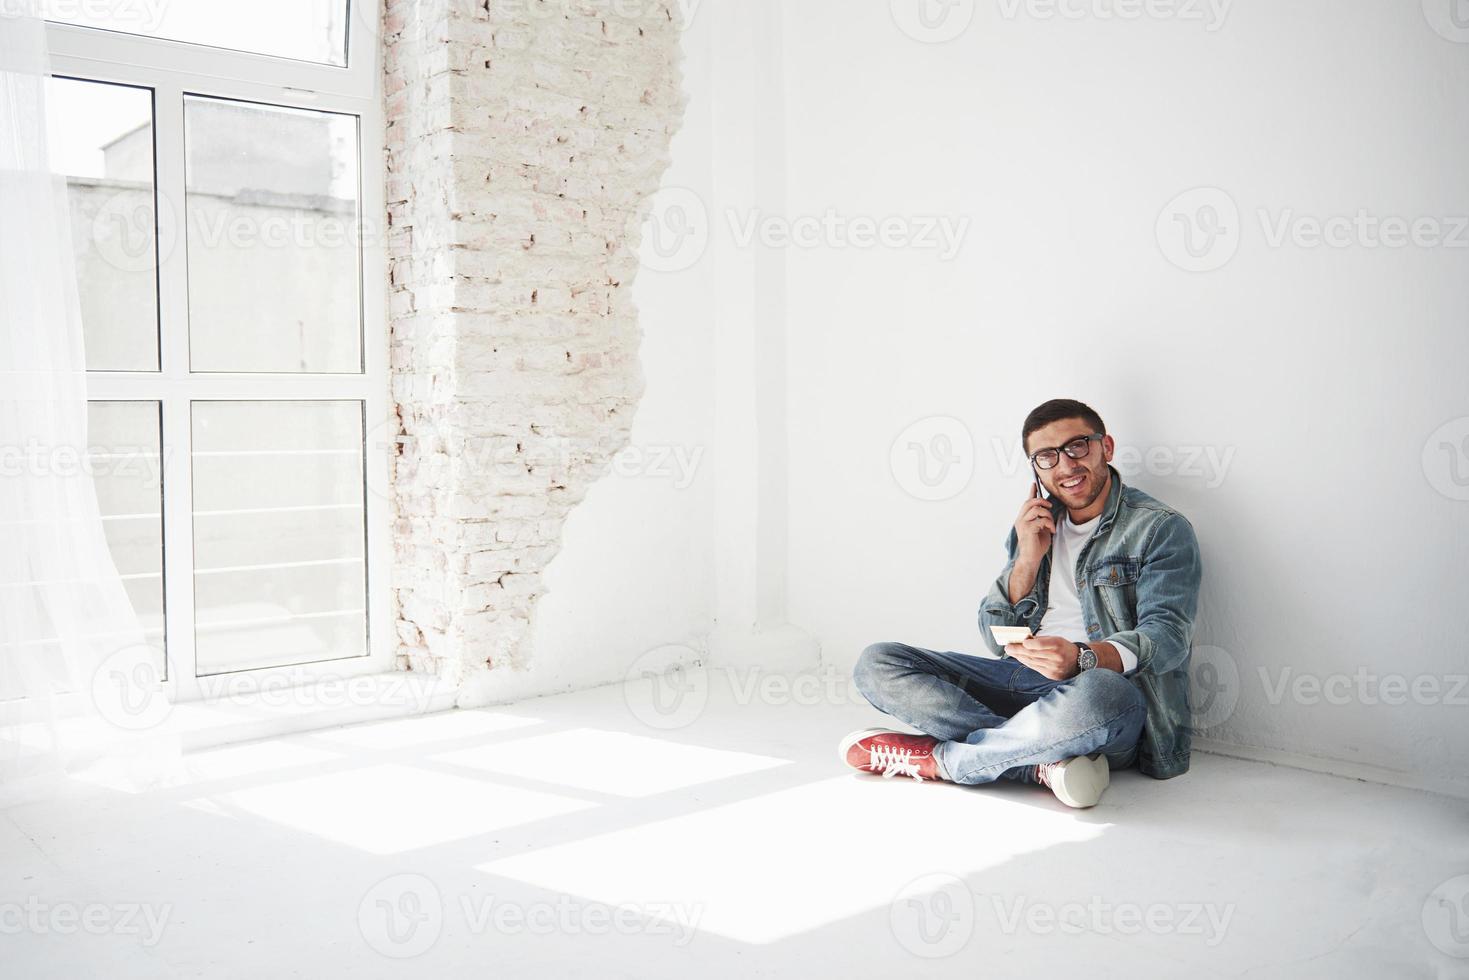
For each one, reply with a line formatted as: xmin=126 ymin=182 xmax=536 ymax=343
xmin=868 ymin=744 xmax=924 ymax=781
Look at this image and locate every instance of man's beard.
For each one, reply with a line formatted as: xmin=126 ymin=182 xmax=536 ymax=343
xmin=1078 ymin=466 xmax=1108 ymax=509
xmin=1054 ymin=463 xmax=1108 ymax=510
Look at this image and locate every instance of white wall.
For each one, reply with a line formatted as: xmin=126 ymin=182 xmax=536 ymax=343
xmin=522 ymin=0 xmax=820 ymax=697
xmin=778 ymin=0 xmax=1469 ymax=787
xmin=517 ymin=0 xmax=1467 ymax=789
xmin=518 ymin=10 xmax=719 ymax=694
xmin=385 ymin=0 xmax=689 ymax=687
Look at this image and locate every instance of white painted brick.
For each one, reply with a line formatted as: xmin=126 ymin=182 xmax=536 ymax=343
xmin=384 ymin=0 xmax=683 ymax=677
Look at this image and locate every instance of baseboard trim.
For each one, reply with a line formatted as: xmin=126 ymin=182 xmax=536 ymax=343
xmin=172 ymin=671 xmax=459 ymax=753
xmin=1193 ymin=736 xmax=1469 ymax=801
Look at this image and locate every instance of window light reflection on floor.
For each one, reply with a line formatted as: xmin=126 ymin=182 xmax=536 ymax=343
xmin=432 ymin=728 xmax=790 ymax=798
xmin=312 ymin=708 xmax=544 ymax=749
xmin=476 ymin=775 xmax=1107 ymax=945
xmin=189 ymin=763 xmax=595 ymax=855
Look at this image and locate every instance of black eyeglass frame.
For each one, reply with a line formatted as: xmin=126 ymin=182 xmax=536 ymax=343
xmin=1028 ymin=432 xmax=1105 ymax=470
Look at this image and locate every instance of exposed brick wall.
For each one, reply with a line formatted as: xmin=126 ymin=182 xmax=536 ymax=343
xmin=383 ymin=0 xmax=685 ymax=683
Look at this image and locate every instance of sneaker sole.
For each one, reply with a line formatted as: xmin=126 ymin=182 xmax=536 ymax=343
xmin=837 ymin=727 xmax=894 ymax=767
xmin=1050 ymin=754 xmax=1111 ymax=808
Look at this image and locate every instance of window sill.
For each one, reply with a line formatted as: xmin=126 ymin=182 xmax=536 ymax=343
xmin=159 ymin=670 xmax=459 ymax=752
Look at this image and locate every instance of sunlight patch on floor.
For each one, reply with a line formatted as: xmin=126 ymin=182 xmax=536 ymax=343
xmin=188 ymin=763 xmax=593 ymax=854
xmin=312 ymin=709 xmax=544 ymax=749
xmin=476 ymin=774 xmax=1105 ymax=945
xmin=432 ymin=728 xmax=791 ymax=797
xmin=183 ymin=740 xmax=340 ymax=781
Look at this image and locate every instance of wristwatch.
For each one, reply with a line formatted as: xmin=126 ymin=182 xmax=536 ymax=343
xmin=1075 ymin=642 xmax=1097 ymax=672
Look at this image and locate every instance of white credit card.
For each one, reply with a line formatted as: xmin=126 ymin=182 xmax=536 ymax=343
xmin=989 ymin=625 xmax=1034 ymax=645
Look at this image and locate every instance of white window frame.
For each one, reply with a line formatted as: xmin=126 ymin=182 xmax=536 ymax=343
xmin=47 ymin=5 xmax=393 ymax=703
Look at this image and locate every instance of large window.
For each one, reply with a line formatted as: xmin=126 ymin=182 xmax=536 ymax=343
xmin=45 ymin=3 xmax=389 ymax=700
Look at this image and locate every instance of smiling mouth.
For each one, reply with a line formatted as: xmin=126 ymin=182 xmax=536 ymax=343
xmin=1057 ymin=473 xmax=1087 ymax=492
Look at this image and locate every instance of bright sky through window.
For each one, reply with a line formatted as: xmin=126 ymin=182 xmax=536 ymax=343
xmin=40 ymin=0 xmax=350 ymax=66
xmin=45 ymin=77 xmax=151 ymax=178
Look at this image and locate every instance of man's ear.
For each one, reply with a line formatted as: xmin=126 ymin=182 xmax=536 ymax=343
xmin=1101 ymin=433 xmax=1115 ymax=463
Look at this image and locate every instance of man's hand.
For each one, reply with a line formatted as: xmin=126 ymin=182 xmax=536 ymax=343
xmin=1014 ymin=483 xmax=1055 ymax=566
xmin=1006 ymin=485 xmax=1055 ymax=604
xmin=1005 ymin=636 xmax=1080 ymax=681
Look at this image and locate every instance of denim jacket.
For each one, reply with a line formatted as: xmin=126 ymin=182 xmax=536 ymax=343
xmin=979 ymin=465 xmax=1203 ymax=779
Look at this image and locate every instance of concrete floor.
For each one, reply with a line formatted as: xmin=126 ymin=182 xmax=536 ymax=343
xmin=4 ymin=667 xmax=1467 ymax=979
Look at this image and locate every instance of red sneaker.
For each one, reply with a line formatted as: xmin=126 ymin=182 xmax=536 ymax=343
xmin=838 ymin=728 xmax=946 ymax=782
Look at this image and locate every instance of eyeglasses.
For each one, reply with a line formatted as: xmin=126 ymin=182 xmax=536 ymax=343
xmin=1029 ymin=433 xmax=1104 ymax=470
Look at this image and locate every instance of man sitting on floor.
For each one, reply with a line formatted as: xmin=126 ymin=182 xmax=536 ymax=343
xmin=839 ymin=398 xmax=1203 ymax=807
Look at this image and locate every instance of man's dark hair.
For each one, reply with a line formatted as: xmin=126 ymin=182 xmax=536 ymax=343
xmin=1022 ymin=399 xmax=1107 ymax=452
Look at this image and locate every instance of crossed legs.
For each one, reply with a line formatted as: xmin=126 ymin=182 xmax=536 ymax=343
xmin=851 ymin=641 xmax=1145 ymax=786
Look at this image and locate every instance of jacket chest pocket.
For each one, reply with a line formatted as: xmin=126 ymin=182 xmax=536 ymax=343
xmin=1088 ymin=557 xmax=1140 ymax=629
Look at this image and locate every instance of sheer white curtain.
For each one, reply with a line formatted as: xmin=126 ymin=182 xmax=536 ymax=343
xmin=0 ymin=3 xmax=179 ymax=806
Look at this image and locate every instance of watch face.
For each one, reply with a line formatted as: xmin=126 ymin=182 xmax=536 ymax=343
xmin=1078 ymin=646 xmax=1097 ymax=670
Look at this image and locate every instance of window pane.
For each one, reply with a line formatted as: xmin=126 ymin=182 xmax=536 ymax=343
xmin=41 ymin=0 xmax=349 ymax=67
xmin=88 ymin=401 xmax=166 ymax=676
xmin=184 ymin=97 xmax=362 ymax=374
xmin=191 ymin=401 xmax=367 ymax=675
xmin=47 ymin=77 xmax=159 ymax=372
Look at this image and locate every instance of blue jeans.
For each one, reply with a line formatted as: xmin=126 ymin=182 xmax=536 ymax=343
xmin=852 ymin=642 xmax=1146 ymax=786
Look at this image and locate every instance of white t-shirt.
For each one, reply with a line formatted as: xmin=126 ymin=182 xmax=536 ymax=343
xmin=1037 ymin=511 xmax=1139 ymax=673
